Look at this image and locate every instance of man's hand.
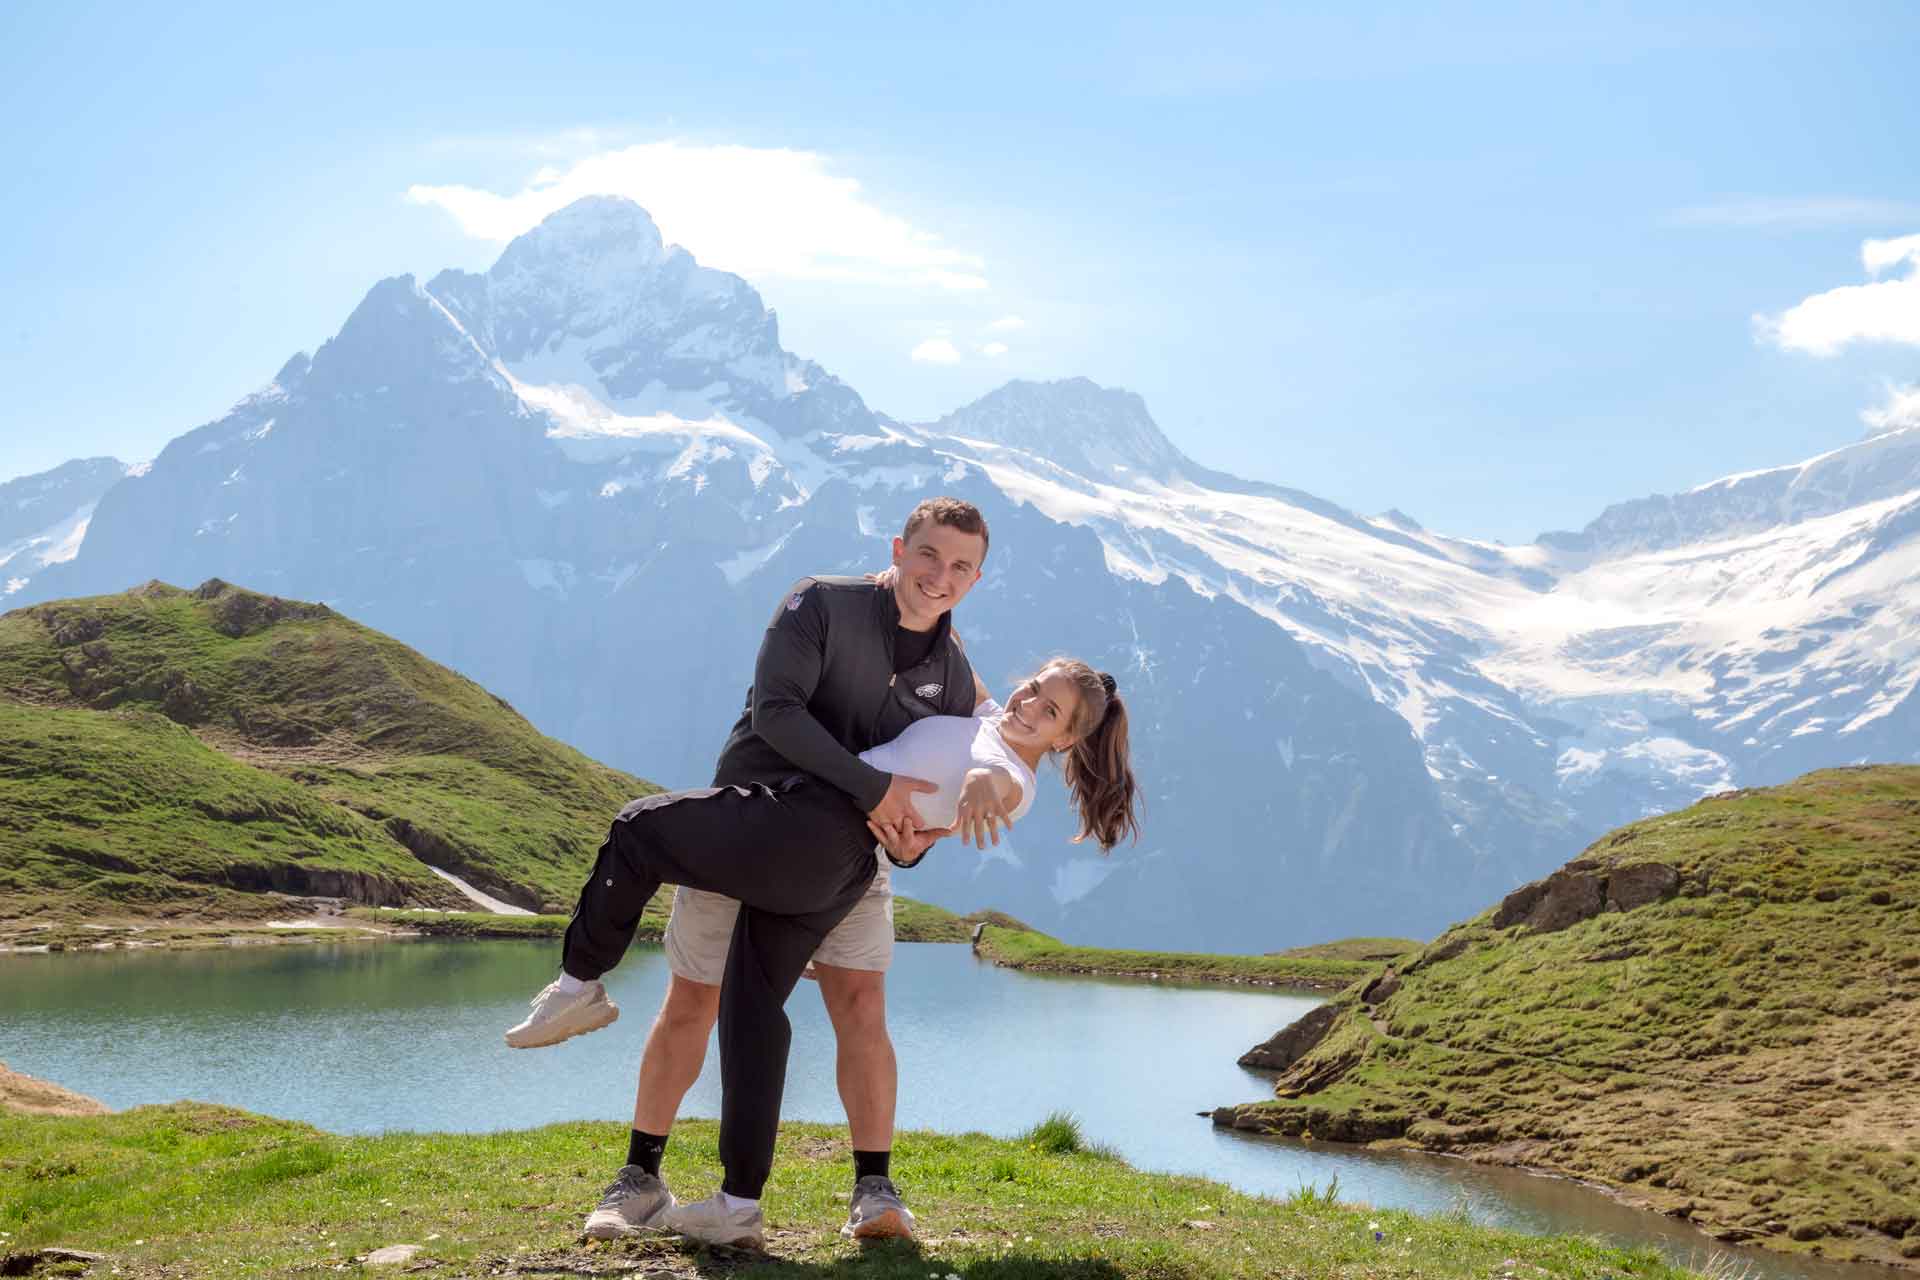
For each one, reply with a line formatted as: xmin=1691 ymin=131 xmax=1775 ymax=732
xmin=868 ymin=819 xmax=951 ymax=868
xmin=954 ymin=767 xmax=1015 ymax=849
xmin=865 ymin=566 xmax=899 ymax=590
xmin=868 ymin=773 xmax=936 ymax=830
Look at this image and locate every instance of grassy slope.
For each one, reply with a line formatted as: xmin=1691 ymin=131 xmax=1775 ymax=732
xmin=0 ymin=1102 xmax=1707 ymax=1280
xmin=891 ymin=898 xmax=1035 ymax=943
xmin=0 ymin=580 xmax=655 ymax=922
xmin=975 ymin=927 xmax=1418 ymax=989
xmin=1218 ymin=766 xmax=1920 ymax=1268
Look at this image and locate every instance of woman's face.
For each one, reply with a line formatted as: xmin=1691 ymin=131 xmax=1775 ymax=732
xmin=999 ymin=670 xmax=1086 ymax=755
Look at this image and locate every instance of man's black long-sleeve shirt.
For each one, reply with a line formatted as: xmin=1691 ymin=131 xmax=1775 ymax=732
xmin=712 ymin=576 xmax=978 ymax=813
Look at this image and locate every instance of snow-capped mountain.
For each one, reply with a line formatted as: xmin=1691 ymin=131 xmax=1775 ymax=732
xmin=14 ymin=196 xmax=1919 ymax=948
xmin=1 ymin=457 xmax=129 ymax=599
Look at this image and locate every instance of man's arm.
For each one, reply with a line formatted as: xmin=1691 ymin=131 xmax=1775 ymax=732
xmin=750 ymin=581 xmax=892 ymax=813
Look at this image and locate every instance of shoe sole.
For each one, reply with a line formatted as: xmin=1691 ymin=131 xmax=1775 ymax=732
xmin=583 ymin=1217 xmax=669 ymax=1241
xmin=505 ymin=1001 xmax=619 ymax=1049
xmin=676 ymin=1229 xmax=766 ymax=1250
xmin=848 ymin=1208 xmax=915 ymax=1241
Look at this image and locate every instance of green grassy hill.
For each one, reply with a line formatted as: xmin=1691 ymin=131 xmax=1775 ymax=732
xmin=1215 ymin=766 xmax=1920 ymax=1268
xmin=975 ymin=927 xmax=1418 ymax=989
xmin=0 ymin=580 xmax=656 ymax=927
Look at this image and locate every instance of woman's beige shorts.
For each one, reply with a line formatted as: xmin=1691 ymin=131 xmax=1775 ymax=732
xmin=662 ymin=865 xmax=895 ymax=984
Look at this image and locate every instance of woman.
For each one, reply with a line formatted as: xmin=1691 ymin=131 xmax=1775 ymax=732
xmin=506 ymin=656 xmax=1139 ymax=1246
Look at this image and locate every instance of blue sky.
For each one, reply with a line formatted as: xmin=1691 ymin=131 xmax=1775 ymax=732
xmin=3 ymin=1 xmax=1917 ymax=542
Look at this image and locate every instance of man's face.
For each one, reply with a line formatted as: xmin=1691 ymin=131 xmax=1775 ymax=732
xmin=890 ymin=522 xmax=986 ymax=629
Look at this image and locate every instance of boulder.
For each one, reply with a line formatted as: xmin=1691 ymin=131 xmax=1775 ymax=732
xmin=1494 ymin=867 xmax=1605 ymax=933
xmin=1360 ymin=968 xmax=1401 ymax=1005
xmin=1492 ymin=860 xmax=1679 ymax=935
xmin=365 ymin=1244 xmax=425 ymax=1267
xmin=1607 ymin=863 xmax=1681 ymax=911
xmin=1238 ymin=1003 xmax=1339 ymax=1071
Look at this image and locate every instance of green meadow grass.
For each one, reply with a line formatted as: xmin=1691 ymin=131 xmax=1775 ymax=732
xmin=972 ymin=927 xmax=1418 ymax=990
xmin=0 ymin=1102 xmax=1712 ymax=1280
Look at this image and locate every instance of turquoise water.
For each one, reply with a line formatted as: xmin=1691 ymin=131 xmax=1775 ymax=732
xmin=1 ymin=939 xmax=1898 ymax=1279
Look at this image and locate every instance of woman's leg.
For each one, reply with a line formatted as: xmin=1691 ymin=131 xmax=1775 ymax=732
xmin=560 ymin=780 xmax=873 ymax=981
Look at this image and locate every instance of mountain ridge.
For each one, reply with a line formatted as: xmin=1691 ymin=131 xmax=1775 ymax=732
xmin=9 ymin=194 xmax=1917 ymax=950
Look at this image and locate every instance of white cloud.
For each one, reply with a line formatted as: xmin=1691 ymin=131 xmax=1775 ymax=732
xmin=1758 ymin=233 xmax=1920 ymax=355
xmin=408 ymin=141 xmax=988 ymax=292
xmin=911 ymin=338 xmax=963 ymax=364
xmin=1861 ymin=382 xmax=1920 ymax=435
xmin=1668 ymin=197 xmax=1920 ymax=228
xmin=980 ymin=342 xmax=1009 ymax=357
xmin=1862 ymin=233 xmax=1920 ymax=274
xmin=985 ymin=315 xmax=1027 ymax=332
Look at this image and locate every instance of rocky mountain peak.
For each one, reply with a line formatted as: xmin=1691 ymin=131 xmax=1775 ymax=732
xmin=422 ymin=197 xmax=792 ymax=413
xmin=487 ymin=196 xmax=670 ymax=290
xmin=927 ymin=377 xmax=1188 ymax=486
xmin=1539 ymin=423 xmax=1920 ymax=557
xmin=307 ymin=275 xmax=493 ymax=392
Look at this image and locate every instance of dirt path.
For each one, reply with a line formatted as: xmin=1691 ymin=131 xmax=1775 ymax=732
xmin=0 ymin=1061 xmax=110 ymax=1116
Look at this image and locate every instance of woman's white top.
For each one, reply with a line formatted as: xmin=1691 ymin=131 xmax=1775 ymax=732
xmin=857 ymin=699 xmax=1037 ymax=876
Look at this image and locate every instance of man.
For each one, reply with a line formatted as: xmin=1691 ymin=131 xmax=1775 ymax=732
xmin=511 ymin=497 xmax=989 ymax=1247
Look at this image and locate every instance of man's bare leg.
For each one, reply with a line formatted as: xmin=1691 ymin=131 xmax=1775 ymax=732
xmin=816 ymin=962 xmax=912 ymax=1238
xmin=581 ymin=975 xmax=719 ymax=1239
xmin=814 ymin=964 xmax=896 ymax=1147
xmin=632 ymin=974 xmax=722 ymax=1133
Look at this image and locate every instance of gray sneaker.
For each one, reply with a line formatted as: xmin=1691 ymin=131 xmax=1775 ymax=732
xmin=504 ymin=977 xmax=619 ymax=1048
xmin=664 ymin=1192 xmax=766 ymax=1250
xmin=583 ymin=1165 xmax=674 ymax=1239
xmin=842 ymin=1175 xmax=916 ymax=1240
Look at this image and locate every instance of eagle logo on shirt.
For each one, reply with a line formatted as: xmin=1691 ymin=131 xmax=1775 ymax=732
xmin=915 ymin=682 xmax=943 ymax=701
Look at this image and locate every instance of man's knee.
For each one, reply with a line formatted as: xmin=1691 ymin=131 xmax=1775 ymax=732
xmin=816 ymin=965 xmax=889 ymax=1038
xmin=654 ymin=973 xmax=721 ymax=1039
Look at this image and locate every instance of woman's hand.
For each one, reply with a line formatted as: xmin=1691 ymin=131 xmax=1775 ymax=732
xmin=955 ymin=767 xmax=1016 ymax=849
xmin=868 ymin=818 xmax=949 ymax=868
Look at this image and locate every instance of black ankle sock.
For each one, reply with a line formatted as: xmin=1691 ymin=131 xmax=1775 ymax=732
xmin=628 ymin=1129 xmax=668 ymax=1177
xmin=853 ymin=1148 xmax=891 ymax=1182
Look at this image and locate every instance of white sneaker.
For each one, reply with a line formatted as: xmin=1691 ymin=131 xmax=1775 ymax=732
xmin=664 ymin=1192 xmax=766 ymax=1250
xmin=583 ymin=1165 xmax=674 ymax=1239
xmin=504 ymin=978 xmax=619 ymax=1048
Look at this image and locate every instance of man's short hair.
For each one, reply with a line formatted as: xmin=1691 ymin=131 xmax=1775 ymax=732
xmin=902 ymin=497 xmax=990 ymax=559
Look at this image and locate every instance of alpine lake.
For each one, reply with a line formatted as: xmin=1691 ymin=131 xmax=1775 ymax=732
xmin=2 ymin=938 xmax=1903 ymax=1280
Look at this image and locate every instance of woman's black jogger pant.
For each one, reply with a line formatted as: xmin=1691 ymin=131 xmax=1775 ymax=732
xmin=559 ymin=776 xmax=877 ymax=1200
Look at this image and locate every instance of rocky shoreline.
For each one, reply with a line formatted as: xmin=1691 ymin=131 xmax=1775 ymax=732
xmin=1208 ymin=771 xmax=1920 ymax=1272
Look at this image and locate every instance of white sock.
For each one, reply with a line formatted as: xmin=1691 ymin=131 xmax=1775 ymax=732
xmin=721 ymin=1191 xmax=759 ymax=1212
xmin=554 ymin=972 xmax=588 ymax=994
